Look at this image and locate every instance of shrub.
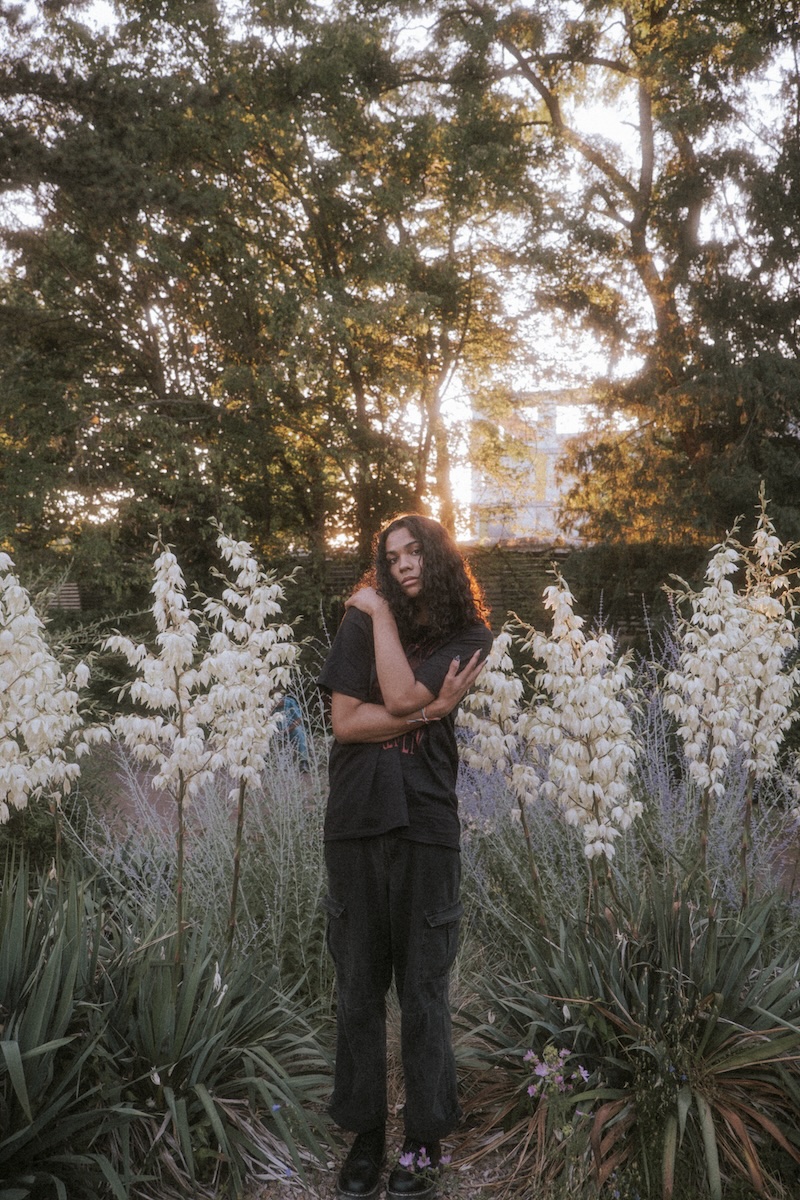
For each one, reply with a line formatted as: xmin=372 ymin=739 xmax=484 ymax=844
xmin=464 ymin=867 xmax=800 ymax=1199
xmin=94 ymin=915 xmax=331 ymax=1199
xmin=0 ymin=859 xmax=133 ymax=1199
xmin=0 ymin=852 xmax=332 ymax=1199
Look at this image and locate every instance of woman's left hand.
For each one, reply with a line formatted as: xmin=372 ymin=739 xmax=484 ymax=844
xmin=428 ymin=650 xmax=486 ymax=718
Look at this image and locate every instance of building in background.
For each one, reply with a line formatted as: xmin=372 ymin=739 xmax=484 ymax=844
xmin=469 ymin=390 xmax=591 ymax=542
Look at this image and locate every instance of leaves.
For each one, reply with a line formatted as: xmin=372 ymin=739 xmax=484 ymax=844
xmin=0 ymin=856 xmax=330 ymax=1198
xmin=469 ymin=868 xmax=800 ymax=1195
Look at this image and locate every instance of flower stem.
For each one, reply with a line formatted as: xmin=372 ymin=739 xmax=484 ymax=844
xmin=741 ymin=776 xmax=754 ymax=909
xmin=227 ymin=777 xmax=247 ymax=960
xmin=175 ymin=770 xmax=186 ymax=967
xmin=516 ymin=792 xmax=545 ymax=924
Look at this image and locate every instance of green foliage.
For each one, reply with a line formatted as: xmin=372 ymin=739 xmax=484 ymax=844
xmin=561 ymin=542 xmax=710 ymax=644
xmin=94 ymin=918 xmax=331 ymax=1198
xmin=0 ymin=0 xmax=524 ymax=597
xmin=0 ymin=853 xmax=331 ymax=1199
xmin=466 ymin=868 xmax=800 ymax=1199
xmin=2 ymin=0 xmax=799 ymax=575
xmin=0 ymin=860 xmax=132 ymax=1199
xmin=0 ymin=802 xmax=58 ymax=871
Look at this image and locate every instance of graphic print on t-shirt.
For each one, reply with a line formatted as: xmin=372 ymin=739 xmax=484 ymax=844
xmin=381 ymin=726 xmax=424 ymax=754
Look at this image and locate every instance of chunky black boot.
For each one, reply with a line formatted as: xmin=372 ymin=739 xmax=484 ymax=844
xmin=336 ymin=1126 xmax=386 ymax=1199
xmin=386 ymin=1137 xmax=441 ymax=1198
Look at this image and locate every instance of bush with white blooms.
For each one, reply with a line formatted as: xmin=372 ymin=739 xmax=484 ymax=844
xmin=460 ymin=571 xmax=641 ymax=861
xmin=0 ymin=552 xmax=98 ymax=826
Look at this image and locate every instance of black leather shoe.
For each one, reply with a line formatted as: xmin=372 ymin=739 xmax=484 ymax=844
xmin=386 ymin=1138 xmax=441 ymax=1198
xmin=336 ymin=1127 xmax=385 ymax=1199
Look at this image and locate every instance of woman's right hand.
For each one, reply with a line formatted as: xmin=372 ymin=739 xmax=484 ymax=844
xmin=344 ymin=586 xmax=388 ymax=619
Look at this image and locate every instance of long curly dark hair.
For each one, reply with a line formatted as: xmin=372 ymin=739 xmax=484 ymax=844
xmin=367 ymin=513 xmax=490 ymax=644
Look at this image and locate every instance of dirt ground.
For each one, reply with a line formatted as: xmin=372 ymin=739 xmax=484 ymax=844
xmin=250 ymin=1112 xmax=513 ymax=1200
xmin=248 ymin=1052 xmax=518 ymax=1200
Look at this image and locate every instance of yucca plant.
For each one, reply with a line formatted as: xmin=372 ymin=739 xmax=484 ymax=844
xmin=0 ymin=858 xmax=134 ymax=1200
xmin=466 ymin=870 xmax=800 ymax=1199
xmin=1 ymin=851 xmax=334 ymax=1200
xmin=94 ymin=913 xmax=332 ymax=1198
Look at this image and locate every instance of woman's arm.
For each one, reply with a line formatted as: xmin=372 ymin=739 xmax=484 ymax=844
xmin=331 ymin=650 xmax=485 ymax=744
xmin=343 ymin=586 xmax=435 ymax=716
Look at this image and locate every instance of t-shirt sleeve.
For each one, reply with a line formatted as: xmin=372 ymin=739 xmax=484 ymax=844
xmin=317 ymin=608 xmax=375 ymax=701
xmin=413 ymin=622 xmax=494 ymax=698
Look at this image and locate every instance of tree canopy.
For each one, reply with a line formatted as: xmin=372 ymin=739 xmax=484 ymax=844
xmin=1 ymin=0 xmax=798 ymax=605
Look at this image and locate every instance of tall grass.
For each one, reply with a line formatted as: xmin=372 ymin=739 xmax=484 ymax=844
xmin=75 ymin=702 xmax=334 ymax=1011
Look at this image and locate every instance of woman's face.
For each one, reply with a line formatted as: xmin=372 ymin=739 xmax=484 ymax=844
xmin=384 ymin=525 xmax=424 ymax=600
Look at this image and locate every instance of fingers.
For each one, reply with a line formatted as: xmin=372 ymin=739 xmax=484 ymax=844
xmin=344 ymin=586 xmax=380 ymax=612
xmin=454 ymin=649 xmax=483 ymax=680
xmin=440 ymin=650 xmax=485 ymax=706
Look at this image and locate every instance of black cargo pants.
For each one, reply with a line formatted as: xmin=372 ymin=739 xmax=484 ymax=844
xmin=323 ymin=833 xmax=463 ymax=1140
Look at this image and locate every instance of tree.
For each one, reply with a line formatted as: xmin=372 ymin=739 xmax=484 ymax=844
xmin=0 ymin=0 xmax=525 ymax=603
xmin=416 ymin=0 xmax=800 ymax=542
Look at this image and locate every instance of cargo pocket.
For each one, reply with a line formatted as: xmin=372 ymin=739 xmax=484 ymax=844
xmin=421 ymin=900 xmax=463 ymax=981
xmin=321 ymin=894 xmax=346 ymax=969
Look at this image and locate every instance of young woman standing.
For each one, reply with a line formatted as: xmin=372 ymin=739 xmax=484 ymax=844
xmin=318 ymin=514 xmax=493 ymax=1199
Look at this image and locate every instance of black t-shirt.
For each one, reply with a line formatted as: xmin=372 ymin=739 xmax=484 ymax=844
xmin=317 ymin=608 xmax=493 ymax=848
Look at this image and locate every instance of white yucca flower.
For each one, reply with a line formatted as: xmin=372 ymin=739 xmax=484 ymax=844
xmin=664 ymin=494 xmax=799 ymax=800
xmin=458 ymin=576 xmax=641 ymax=861
xmin=202 ymin=527 xmax=299 ymax=799
xmin=514 ymin=574 xmax=641 ymax=860
xmin=458 ymin=629 xmax=523 ymax=774
xmin=0 ymin=553 xmax=92 ymax=823
xmin=106 ymin=544 xmax=213 ymax=803
xmin=106 ymin=530 xmax=298 ymax=955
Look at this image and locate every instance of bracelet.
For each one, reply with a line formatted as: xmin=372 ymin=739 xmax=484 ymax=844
xmin=406 ymin=707 xmax=431 ymax=725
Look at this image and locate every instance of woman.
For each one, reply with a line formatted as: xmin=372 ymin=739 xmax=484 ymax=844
xmin=318 ymin=514 xmax=493 ymax=1199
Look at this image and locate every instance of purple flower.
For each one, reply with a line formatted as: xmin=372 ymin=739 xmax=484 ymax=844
xmin=399 ymin=1152 xmax=415 ymax=1169
xmin=534 ymin=1062 xmax=549 ymax=1077
xmin=417 ymin=1149 xmax=432 ymax=1170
